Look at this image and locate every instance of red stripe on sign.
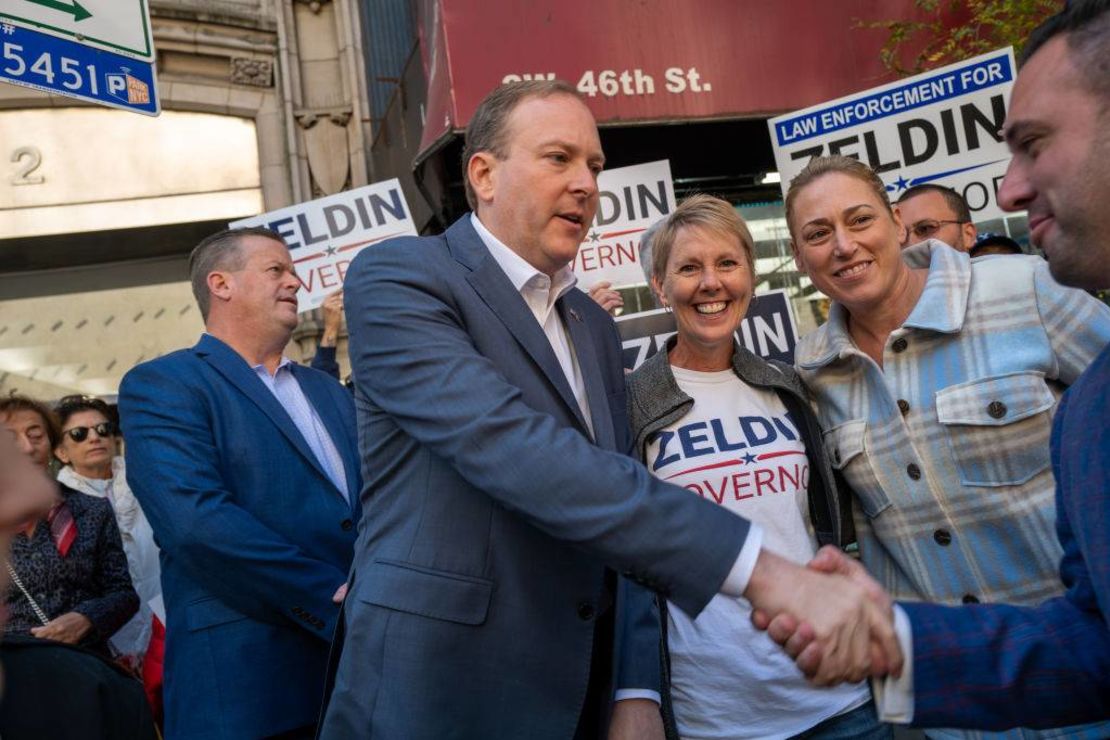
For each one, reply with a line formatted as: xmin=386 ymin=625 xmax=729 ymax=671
xmin=663 ymin=459 xmax=743 ymax=481
xmin=757 ymin=450 xmax=807 ymax=460
xmin=293 ymin=252 xmax=325 ymax=264
xmin=601 ymin=227 xmax=647 ymax=239
xmin=338 ymin=231 xmax=410 ymax=253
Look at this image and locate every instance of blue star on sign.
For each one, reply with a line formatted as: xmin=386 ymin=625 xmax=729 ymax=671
xmin=588 ymin=230 xmax=602 ymax=243
xmin=893 ymin=175 xmax=910 ymax=191
xmin=324 ymin=246 xmax=338 ymax=256
xmin=741 ymin=452 xmax=758 ymax=464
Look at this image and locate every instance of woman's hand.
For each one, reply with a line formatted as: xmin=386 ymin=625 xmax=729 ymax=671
xmin=30 ymin=611 xmax=93 ymax=645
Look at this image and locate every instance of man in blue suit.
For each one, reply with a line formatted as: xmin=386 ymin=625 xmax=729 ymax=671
xmin=319 ymin=80 xmax=901 ymax=739
xmin=119 ymin=227 xmax=361 ymax=738
xmin=769 ymin=0 xmax=1110 ymax=729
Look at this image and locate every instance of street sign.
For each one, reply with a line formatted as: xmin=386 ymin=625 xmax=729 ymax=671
xmin=0 ymin=21 xmax=158 ymax=115
xmin=0 ymin=0 xmax=153 ymax=60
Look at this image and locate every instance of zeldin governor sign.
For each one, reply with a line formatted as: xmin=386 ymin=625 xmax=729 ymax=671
xmin=0 ymin=0 xmax=158 ymax=115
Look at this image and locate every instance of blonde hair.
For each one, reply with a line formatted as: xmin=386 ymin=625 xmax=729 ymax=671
xmin=651 ymin=194 xmax=756 ymax=284
xmin=784 ymin=155 xmax=892 ymax=240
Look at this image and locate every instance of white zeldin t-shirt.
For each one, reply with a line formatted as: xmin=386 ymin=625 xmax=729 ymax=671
xmin=645 ymin=366 xmax=869 ymax=740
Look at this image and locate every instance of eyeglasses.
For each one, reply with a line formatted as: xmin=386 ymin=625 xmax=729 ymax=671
xmin=908 ymin=219 xmax=967 ymax=240
xmin=62 ymin=422 xmax=117 ymax=443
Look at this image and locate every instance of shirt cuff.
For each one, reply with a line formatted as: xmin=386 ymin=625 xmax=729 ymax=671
xmin=872 ymin=604 xmax=914 ymax=724
xmin=614 ymin=689 xmax=661 ymax=705
xmin=719 ymin=523 xmax=764 ymax=597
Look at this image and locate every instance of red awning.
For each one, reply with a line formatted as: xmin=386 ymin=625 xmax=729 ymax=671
xmin=415 ymin=0 xmax=945 ymax=162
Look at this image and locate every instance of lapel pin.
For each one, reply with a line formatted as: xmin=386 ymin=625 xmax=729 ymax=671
xmin=569 ymin=308 xmax=582 ymax=322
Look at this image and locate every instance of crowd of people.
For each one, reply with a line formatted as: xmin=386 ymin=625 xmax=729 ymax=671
xmin=2 ymin=1 xmax=1110 ymax=738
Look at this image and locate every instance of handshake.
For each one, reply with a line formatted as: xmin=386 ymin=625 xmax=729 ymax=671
xmin=744 ymin=546 xmax=903 ymax=686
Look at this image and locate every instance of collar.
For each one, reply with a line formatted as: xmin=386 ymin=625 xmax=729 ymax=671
xmin=198 ymin=333 xmax=292 ymax=375
xmin=795 ymin=239 xmax=972 ymax=369
xmin=632 ymin=337 xmax=801 ymax=420
xmin=469 ymin=213 xmax=578 ymax=299
xmin=251 ymin=356 xmax=294 ymax=378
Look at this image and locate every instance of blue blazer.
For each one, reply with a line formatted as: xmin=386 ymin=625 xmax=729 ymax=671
xmin=904 ymin=344 xmax=1110 ymax=730
xmin=319 ymin=215 xmax=751 ymax=739
xmin=119 ymin=334 xmax=360 ymax=739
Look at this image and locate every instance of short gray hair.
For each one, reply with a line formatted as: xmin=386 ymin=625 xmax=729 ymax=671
xmin=651 ymin=194 xmax=756 ymax=286
xmin=189 ymin=226 xmax=286 ymax=321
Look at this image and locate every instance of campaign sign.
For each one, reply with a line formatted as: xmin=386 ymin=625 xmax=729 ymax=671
xmin=570 ymin=159 xmax=675 ymax=290
xmin=231 ymin=179 xmax=417 ymax=312
xmin=768 ymin=49 xmax=1017 ymax=222
xmin=0 ymin=22 xmax=158 ymax=115
xmin=615 ymin=289 xmax=799 ymax=371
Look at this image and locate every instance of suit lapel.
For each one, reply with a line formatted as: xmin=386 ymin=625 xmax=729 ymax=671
xmin=559 ymin=298 xmax=615 ymax=449
xmin=194 ymin=335 xmax=336 ymax=494
xmin=450 ymin=218 xmax=589 ymax=431
xmin=293 ymin=366 xmax=358 ymax=508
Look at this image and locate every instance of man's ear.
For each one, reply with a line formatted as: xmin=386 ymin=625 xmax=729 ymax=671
xmin=962 ymin=223 xmax=978 ymax=252
xmin=54 ymin=445 xmax=69 ymax=465
xmin=468 ymin=151 xmax=498 ymax=208
xmin=207 ymin=270 xmax=233 ymax=305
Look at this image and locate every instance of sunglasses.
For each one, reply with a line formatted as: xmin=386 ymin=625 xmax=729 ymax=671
xmin=63 ymin=422 xmax=117 ymax=443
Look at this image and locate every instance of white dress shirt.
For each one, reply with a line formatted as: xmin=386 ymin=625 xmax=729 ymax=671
xmin=252 ymin=356 xmax=349 ymax=503
xmin=470 ymin=213 xmax=763 ymax=705
xmin=470 ymin=213 xmax=594 ymax=435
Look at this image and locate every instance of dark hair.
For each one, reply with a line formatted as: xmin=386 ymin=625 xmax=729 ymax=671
xmin=970 ymin=232 xmax=1024 ymax=257
xmin=896 ymin=183 xmax=972 ymax=224
xmin=55 ymin=394 xmax=117 ymax=433
xmin=189 ymin=226 xmax=288 ymax=321
xmin=1022 ymin=0 xmax=1110 ymax=102
xmin=784 ymin=155 xmax=893 ymax=240
xmin=0 ymin=393 xmax=61 ymax=449
xmin=460 ymin=79 xmax=583 ymax=210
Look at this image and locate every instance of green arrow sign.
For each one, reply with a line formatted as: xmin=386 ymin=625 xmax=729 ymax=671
xmin=24 ymin=0 xmax=91 ymax=22
xmin=1 ymin=0 xmax=152 ymax=59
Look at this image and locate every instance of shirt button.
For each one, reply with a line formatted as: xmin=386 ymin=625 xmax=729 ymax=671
xmin=833 ymin=448 xmax=841 ymax=465
xmin=962 ymin=594 xmax=979 ymax=604
xmin=987 ymin=401 xmax=1007 ymax=419
xmin=933 ymin=529 xmax=952 ymax=546
xmin=341 ymin=519 xmax=354 ymax=531
xmin=907 ymin=463 xmax=922 ymax=480
xmin=576 ymin=602 xmax=595 ymax=621
xmin=897 ymin=399 xmax=910 ymax=415
xmin=891 ymin=337 xmax=908 ymax=353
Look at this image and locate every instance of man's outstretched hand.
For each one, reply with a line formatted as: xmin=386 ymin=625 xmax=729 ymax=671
xmin=745 ymin=547 xmax=901 ymax=685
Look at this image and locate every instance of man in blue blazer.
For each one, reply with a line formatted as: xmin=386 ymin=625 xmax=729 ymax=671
xmin=319 ymin=81 xmax=901 ymax=739
xmin=119 ymin=227 xmax=361 ymax=738
xmin=769 ymin=0 xmax=1110 ymax=729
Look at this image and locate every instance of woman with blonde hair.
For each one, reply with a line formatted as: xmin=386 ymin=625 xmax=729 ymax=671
xmin=622 ymin=194 xmax=887 ymax=739
xmin=785 ymin=155 xmax=1110 ymax=740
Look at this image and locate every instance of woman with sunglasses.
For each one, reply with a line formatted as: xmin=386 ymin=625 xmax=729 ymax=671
xmin=1 ymin=394 xmax=138 ymax=655
xmin=54 ymin=395 xmax=161 ymax=668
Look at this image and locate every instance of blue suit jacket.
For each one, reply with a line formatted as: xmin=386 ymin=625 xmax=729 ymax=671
xmin=119 ymin=334 xmax=360 ymax=739
xmin=319 ymin=215 xmax=751 ymax=739
xmin=904 ymin=343 xmax=1110 ymax=730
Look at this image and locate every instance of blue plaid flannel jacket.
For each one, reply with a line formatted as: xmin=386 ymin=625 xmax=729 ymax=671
xmin=797 ymin=243 xmax=1110 ymax=739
